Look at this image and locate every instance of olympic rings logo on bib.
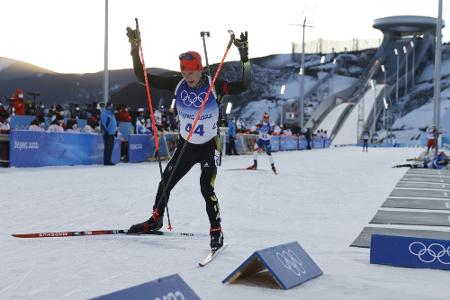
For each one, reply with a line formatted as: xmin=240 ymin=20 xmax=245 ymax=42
xmin=180 ymin=90 xmax=207 ymax=108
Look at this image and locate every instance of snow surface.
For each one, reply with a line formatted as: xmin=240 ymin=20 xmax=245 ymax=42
xmin=317 ymin=102 xmax=351 ymax=135
xmin=3 ymin=147 xmax=450 ymax=299
xmin=418 ymin=59 xmax=450 ymax=82
xmin=393 ymin=98 xmax=450 ymax=137
xmin=239 ymin=74 xmax=356 ymax=127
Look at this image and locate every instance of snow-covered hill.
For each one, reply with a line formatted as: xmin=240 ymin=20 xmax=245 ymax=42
xmin=390 ymin=44 xmax=450 ymax=143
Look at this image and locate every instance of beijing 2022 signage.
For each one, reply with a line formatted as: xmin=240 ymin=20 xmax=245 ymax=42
xmin=370 ymin=234 xmax=450 ymax=271
xmin=223 ymin=241 xmax=323 ymax=289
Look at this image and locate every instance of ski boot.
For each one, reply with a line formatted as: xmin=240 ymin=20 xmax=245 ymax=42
xmin=210 ymin=225 xmax=224 ymax=251
xmin=271 ymin=163 xmax=277 ymax=175
xmin=128 ymin=208 xmax=163 ymax=233
xmin=246 ymin=160 xmax=257 ymax=170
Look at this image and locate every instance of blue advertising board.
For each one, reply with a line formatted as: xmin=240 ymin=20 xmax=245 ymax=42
xmin=280 ymin=136 xmax=298 ymax=151
xmin=9 ymin=130 xmax=120 ymax=167
xmin=298 ymin=138 xmax=308 ymax=150
xmin=128 ymin=134 xmax=155 ymax=163
xmin=91 ymin=274 xmax=201 ymax=300
xmin=118 ymin=122 xmax=133 ymax=141
xmin=223 ymin=241 xmax=323 ymax=289
xmin=128 ymin=134 xmax=170 ymax=163
xmin=271 ymin=136 xmax=280 ymax=152
xmin=312 ymin=137 xmax=325 ymax=149
xmin=370 ymin=234 xmax=450 ymax=271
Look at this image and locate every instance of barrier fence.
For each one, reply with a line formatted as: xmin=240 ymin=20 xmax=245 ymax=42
xmin=5 ymin=129 xmax=331 ymax=167
xmin=9 ymin=130 xmax=121 ymax=167
xmin=127 ymin=133 xmax=331 ymax=163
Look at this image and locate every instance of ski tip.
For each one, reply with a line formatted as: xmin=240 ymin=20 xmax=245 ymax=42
xmin=198 ymin=243 xmax=228 ymax=267
xmin=12 ymin=233 xmax=37 ymax=238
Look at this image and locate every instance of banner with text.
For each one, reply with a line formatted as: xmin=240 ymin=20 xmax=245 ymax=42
xmin=9 ymin=130 xmax=120 ymax=167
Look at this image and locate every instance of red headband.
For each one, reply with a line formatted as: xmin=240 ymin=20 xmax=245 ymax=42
xmin=179 ymin=51 xmax=203 ymax=71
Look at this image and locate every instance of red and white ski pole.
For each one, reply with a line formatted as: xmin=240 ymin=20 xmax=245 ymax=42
xmin=135 ymin=18 xmax=172 ymax=229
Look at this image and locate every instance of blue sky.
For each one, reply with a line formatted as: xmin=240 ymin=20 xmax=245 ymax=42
xmin=0 ymin=0 xmax=448 ymax=73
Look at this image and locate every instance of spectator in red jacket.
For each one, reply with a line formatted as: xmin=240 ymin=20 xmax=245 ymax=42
xmin=115 ymin=105 xmax=132 ymax=122
xmin=10 ymin=88 xmax=25 ymax=116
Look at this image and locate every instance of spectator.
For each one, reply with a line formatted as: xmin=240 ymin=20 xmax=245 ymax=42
xmin=0 ymin=113 xmax=10 ymax=133
xmin=322 ymin=130 xmax=328 ymax=147
xmin=167 ymin=108 xmax=178 ymax=131
xmin=25 ymin=101 xmax=37 ymax=116
xmin=10 ymin=88 xmax=26 ymax=116
xmin=37 ymin=103 xmax=46 ymax=118
xmin=29 ymin=117 xmax=45 ymax=131
xmin=161 ymin=108 xmax=169 ymax=131
xmin=134 ymin=108 xmax=145 ymax=132
xmin=92 ymin=102 xmax=102 ymax=120
xmin=362 ymin=130 xmax=370 ymax=152
xmin=70 ymin=105 xmax=84 ymax=120
xmin=116 ymin=105 xmax=132 ymax=122
xmin=65 ymin=118 xmax=80 ymax=133
xmin=391 ymin=134 xmax=397 ymax=147
xmin=283 ymin=127 xmax=293 ymax=136
xmin=154 ymin=107 xmax=163 ymax=131
xmin=227 ymin=118 xmax=239 ymax=155
xmin=82 ymin=117 xmax=99 ymax=133
xmin=0 ymin=103 xmax=9 ymax=124
xmin=136 ymin=116 xmax=152 ymax=134
xmin=426 ymin=126 xmax=439 ymax=154
xmin=47 ymin=104 xmax=56 ymax=120
xmin=101 ymin=102 xmax=117 ymax=166
xmin=0 ymin=112 xmax=10 ymax=167
xmin=305 ymin=127 xmax=312 ymax=150
xmin=47 ymin=115 xmax=65 ymax=132
xmin=145 ymin=118 xmax=153 ymax=132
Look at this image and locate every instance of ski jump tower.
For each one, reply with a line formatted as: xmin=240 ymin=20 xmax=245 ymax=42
xmin=365 ymin=16 xmax=443 ymax=140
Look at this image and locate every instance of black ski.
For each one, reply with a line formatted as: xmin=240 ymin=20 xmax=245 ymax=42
xmin=12 ymin=229 xmax=208 ymax=239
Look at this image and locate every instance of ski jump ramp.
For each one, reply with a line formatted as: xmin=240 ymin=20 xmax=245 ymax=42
xmin=317 ymin=84 xmax=385 ymax=146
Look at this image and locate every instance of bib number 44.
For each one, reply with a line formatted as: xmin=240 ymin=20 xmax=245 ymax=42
xmin=185 ymin=123 xmax=205 ymax=136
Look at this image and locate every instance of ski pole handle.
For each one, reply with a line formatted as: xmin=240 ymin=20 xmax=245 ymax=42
xmin=227 ymin=30 xmax=235 ymax=49
xmin=135 ymin=18 xmax=140 ymax=41
xmin=200 ymin=31 xmax=212 ymax=78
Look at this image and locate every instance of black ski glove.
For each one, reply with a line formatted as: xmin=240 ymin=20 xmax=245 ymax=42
xmin=126 ymin=26 xmax=140 ymax=50
xmin=233 ymin=31 xmax=249 ymax=62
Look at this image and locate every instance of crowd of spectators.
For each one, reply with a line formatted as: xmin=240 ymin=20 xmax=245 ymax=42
xmin=1 ymin=87 xmax=328 ymax=139
xmin=0 ymin=88 xmax=333 ymax=167
xmin=0 ymin=95 xmax=182 ymax=135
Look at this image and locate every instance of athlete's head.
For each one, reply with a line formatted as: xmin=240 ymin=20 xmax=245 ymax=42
xmin=263 ymin=112 xmax=269 ymax=122
xmin=179 ymin=51 xmax=203 ymax=88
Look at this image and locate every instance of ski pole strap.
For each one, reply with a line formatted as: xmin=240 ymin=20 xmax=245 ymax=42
xmin=186 ymin=31 xmax=235 ymax=142
xmin=135 ymin=18 xmax=160 ymax=152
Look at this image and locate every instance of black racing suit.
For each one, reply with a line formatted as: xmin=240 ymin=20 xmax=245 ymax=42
xmin=131 ymin=48 xmax=251 ymax=227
